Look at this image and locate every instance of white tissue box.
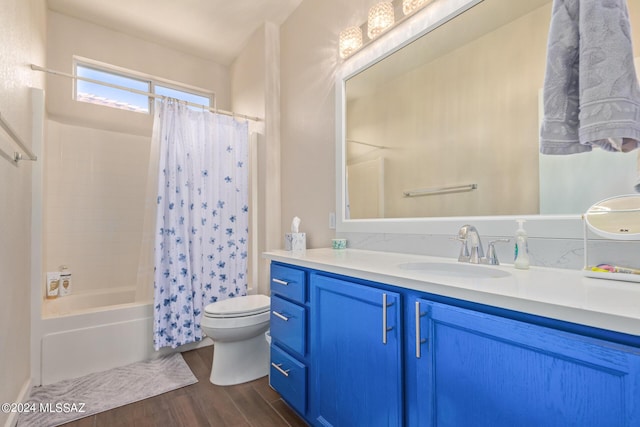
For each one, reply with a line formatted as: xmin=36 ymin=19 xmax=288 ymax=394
xmin=285 ymin=233 xmax=306 ymax=251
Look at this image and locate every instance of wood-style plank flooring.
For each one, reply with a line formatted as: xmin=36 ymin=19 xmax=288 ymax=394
xmin=61 ymin=346 xmax=308 ymax=427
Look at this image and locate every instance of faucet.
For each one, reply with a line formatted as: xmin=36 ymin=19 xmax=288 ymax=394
xmin=457 ymin=225 xmax=484 ymax=263
xmin=455 ymin=225 xmax=509 ymax=265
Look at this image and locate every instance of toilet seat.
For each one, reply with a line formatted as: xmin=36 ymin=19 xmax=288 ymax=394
xmin=204 ymin=294 xmax=270 ymax=318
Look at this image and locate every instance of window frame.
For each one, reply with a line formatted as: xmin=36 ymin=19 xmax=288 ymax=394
xmin=72 ymin=57 xmax=216 ymax=114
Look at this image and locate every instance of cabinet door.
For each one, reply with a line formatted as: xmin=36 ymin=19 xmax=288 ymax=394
xmin=311 ymin=274 xmax=402 ymax=427
xmin=411 ymin=299 xmax=640 ymax=427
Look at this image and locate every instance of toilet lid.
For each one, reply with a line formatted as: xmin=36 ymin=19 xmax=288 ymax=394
xmin=204 ymin=294 xmax=270 ymax=318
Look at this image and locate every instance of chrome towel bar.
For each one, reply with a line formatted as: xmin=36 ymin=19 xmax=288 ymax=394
xmin=403 ymin=183 xmax=477 ymax=197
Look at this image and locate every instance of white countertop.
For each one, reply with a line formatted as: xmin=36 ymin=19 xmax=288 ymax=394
xmin=263 ymin=248 xmax=640 ymax=337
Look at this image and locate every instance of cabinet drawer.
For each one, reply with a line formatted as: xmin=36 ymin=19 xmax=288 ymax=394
xmin=270 ymin=344 xmax=307 ymax=415
xmin=270 ymin=295 xmax=306 ymax=356
xmin=270 ymin=264 xmax=306 ymax=303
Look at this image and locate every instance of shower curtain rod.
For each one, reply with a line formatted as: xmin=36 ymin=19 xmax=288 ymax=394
xmin=30 ymin=64 xmax=263 ymax=122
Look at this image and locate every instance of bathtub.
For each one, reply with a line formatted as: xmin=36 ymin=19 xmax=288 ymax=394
xmin=38 ymin=287 xmax=210 ymax=385
xmin=39 ymin=287 xmax=156 ymax=385
xmin=42 ymin=287 xmax=141 ymax=318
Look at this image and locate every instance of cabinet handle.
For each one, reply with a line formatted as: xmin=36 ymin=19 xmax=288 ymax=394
xmin=272 ymin=310 xmax=289 ymax=321
xmin=415 ymin=301 xmax=427 ymax=358
xmin=382 ymin=293 xmax=394 ymax=344
xmin=272 ymin=278 xmax=289 ymax=286
xmin=271 ymin=362 xmax=290 ymax=377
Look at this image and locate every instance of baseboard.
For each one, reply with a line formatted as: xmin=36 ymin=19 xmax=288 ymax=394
xmin=4 ymin=378 xmax=32 ymax=427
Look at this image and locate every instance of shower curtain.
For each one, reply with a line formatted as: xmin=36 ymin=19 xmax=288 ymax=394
xmin=152 ymin=99 xmax=249 ymax=350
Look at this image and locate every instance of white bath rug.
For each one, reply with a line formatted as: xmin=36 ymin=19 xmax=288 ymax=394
xmin=18 ymin=352 xmax=197 ymax=427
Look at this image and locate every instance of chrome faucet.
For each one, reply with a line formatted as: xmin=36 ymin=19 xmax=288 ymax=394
xmin=455 ymin=225 xmax=509 ymax=265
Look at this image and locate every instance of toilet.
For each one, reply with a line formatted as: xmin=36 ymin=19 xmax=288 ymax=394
xmin=200 ymin=294 xmax=271 ymax=386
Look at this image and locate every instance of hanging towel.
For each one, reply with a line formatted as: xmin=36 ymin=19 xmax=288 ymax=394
xmin=540 ymin=0 xmax=640 ymax=154
xmin=635 ymin=150 xmax=640 ymax=192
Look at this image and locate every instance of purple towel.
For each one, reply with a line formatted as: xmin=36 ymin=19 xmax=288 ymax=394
xmin=540 ymin=0 xmax=640 ymax=155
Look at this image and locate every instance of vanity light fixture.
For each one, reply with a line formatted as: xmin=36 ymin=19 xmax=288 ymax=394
xmin=339 ymin=26 xmax=364 ymax=59
xmin=367 ymin=2 xmax=395 ymax=39
xmin=339 ymin=0 xmax=435 ymax=59
xmin=402 ymin=0 xmax=432 ymax=15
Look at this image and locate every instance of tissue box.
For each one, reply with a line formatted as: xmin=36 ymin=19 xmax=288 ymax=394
xmin=285 ymin=233 xmax=306 ymax=251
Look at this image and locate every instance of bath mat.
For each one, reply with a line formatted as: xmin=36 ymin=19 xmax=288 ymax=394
xmin=18 ymin=352 xmax=197 ymax=427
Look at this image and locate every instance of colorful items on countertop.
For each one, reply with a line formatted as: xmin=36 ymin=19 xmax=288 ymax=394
xmin=590 ymin=264 xmax=640 ymax=275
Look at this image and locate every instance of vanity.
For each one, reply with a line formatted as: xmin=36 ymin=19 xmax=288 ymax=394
xmin=266 ymin=0 xmax=640 ymax=424
xmin=265 ymin=248 xmax=640 ymax=427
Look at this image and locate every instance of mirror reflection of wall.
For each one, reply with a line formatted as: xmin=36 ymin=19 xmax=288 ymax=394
xmin=345 ymin=0 xmax=640 ymax=220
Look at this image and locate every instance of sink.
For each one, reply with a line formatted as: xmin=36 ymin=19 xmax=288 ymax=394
xmin=397 ymin=262 xmax=511 ymax=279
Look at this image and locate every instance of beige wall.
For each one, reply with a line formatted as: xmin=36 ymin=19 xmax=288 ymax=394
xmin=231 ymin=23 xmax=281 ymax=295
xmin=280 ymin=0 xmax=377 ymax=248
xmin=0 ymin=0 xmax=46 ymax=423
xmin=46 ymin=10 xmax=231 ymax=137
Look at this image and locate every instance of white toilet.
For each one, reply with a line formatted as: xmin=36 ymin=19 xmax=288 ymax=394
xmin=200 ymin=294 xmax=271 ymax=386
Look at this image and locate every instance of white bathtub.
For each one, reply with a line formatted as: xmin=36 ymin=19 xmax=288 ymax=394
xmin=38 ymin=287 xmax=210 ymax=385
xmin=39 ymin=287 xmax=156 ymax=385
xmin=42 ymin=286 xmax=140 ymax=318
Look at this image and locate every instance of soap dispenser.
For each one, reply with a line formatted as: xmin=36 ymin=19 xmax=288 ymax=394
xmin=514 ymin=219 xmax=530 ymax=270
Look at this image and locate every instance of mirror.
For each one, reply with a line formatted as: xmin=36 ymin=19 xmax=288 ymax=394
xmin=585 ymin=195 xmax=640 ymax=240
xmin=336 ymin=0 xmax=640 ymax=238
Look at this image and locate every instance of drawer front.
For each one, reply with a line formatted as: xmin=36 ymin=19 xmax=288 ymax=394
xmin=270 ymin=264 xmax=306 ymax=303
xmin=270 ymin=344 xmax=307 ymax=415
xmin=270 ymin=295 xmax=306 ymax=356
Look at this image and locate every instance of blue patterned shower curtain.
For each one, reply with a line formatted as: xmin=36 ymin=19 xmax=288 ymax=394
xmin=152 ymin=99 xmax=249 ymax=350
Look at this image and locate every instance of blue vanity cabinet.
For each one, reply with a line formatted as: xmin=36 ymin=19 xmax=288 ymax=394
xmin=310 ymin=273 xmax=403 ymax=427
xmin=408 ymin=298 xmax=640 ymax=427
xmin=268 ymin=263 xmax=309 ymax=417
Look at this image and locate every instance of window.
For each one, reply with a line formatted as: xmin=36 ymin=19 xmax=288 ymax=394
xmin=154 ymin=85 xmax=212 ymax=110
xmin=76 ymin=64 xmax=151 ymax=113
xmin=74 ymin=59 xmax=214 ymax=113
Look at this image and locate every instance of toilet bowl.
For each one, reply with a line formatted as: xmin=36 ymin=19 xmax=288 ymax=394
xmin=200 ymin=294 xmax=271 ymax=386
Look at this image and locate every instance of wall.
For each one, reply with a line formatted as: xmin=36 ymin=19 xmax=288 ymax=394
xmin=46 ymin=10 xmax=231 ymax=137
xmin=0 ymin=0 xmax=46 ymax=424
xmin=44 ymin=121 xmax=149 ymax=292
xmin=280 ymin=0 xmax=379 ymax=248
xmin=231 ymin=23 xmax=281 ymax=295
xmin=281 ymin=0 xmax=640 ymax=270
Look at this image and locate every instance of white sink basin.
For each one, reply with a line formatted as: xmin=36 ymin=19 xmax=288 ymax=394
xmin=397 ymin=261 xmax=511 ymax=279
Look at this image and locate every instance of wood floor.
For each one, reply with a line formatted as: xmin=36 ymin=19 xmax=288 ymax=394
xmin=61 ymin=346 xmax=308 ymax=427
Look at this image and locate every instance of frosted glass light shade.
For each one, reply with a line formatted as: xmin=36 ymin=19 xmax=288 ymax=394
xmin=402 ymin=0 xmax=432 ymax=15
xmin=339 ymin=26 xmax=363 ymax=58
xmin=367 ymin=2 xmax=394 ymax=39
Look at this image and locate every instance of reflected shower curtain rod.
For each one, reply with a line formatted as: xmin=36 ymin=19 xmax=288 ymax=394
xmin=30 ymin=64 xmax=263 ymax=122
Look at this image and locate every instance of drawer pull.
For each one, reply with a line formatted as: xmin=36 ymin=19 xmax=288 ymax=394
xmin=382 ymin=293 xmax=394 ymax=344
xmin=272 ymin=278 xmax=289 ymax=286
xmin=272 ymin=310 xmax=290 ymax=321
xmin=271 ymin=362 xmax=290 ymax=377
xmin=415 ymin=301 xmax=428 ymax=358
